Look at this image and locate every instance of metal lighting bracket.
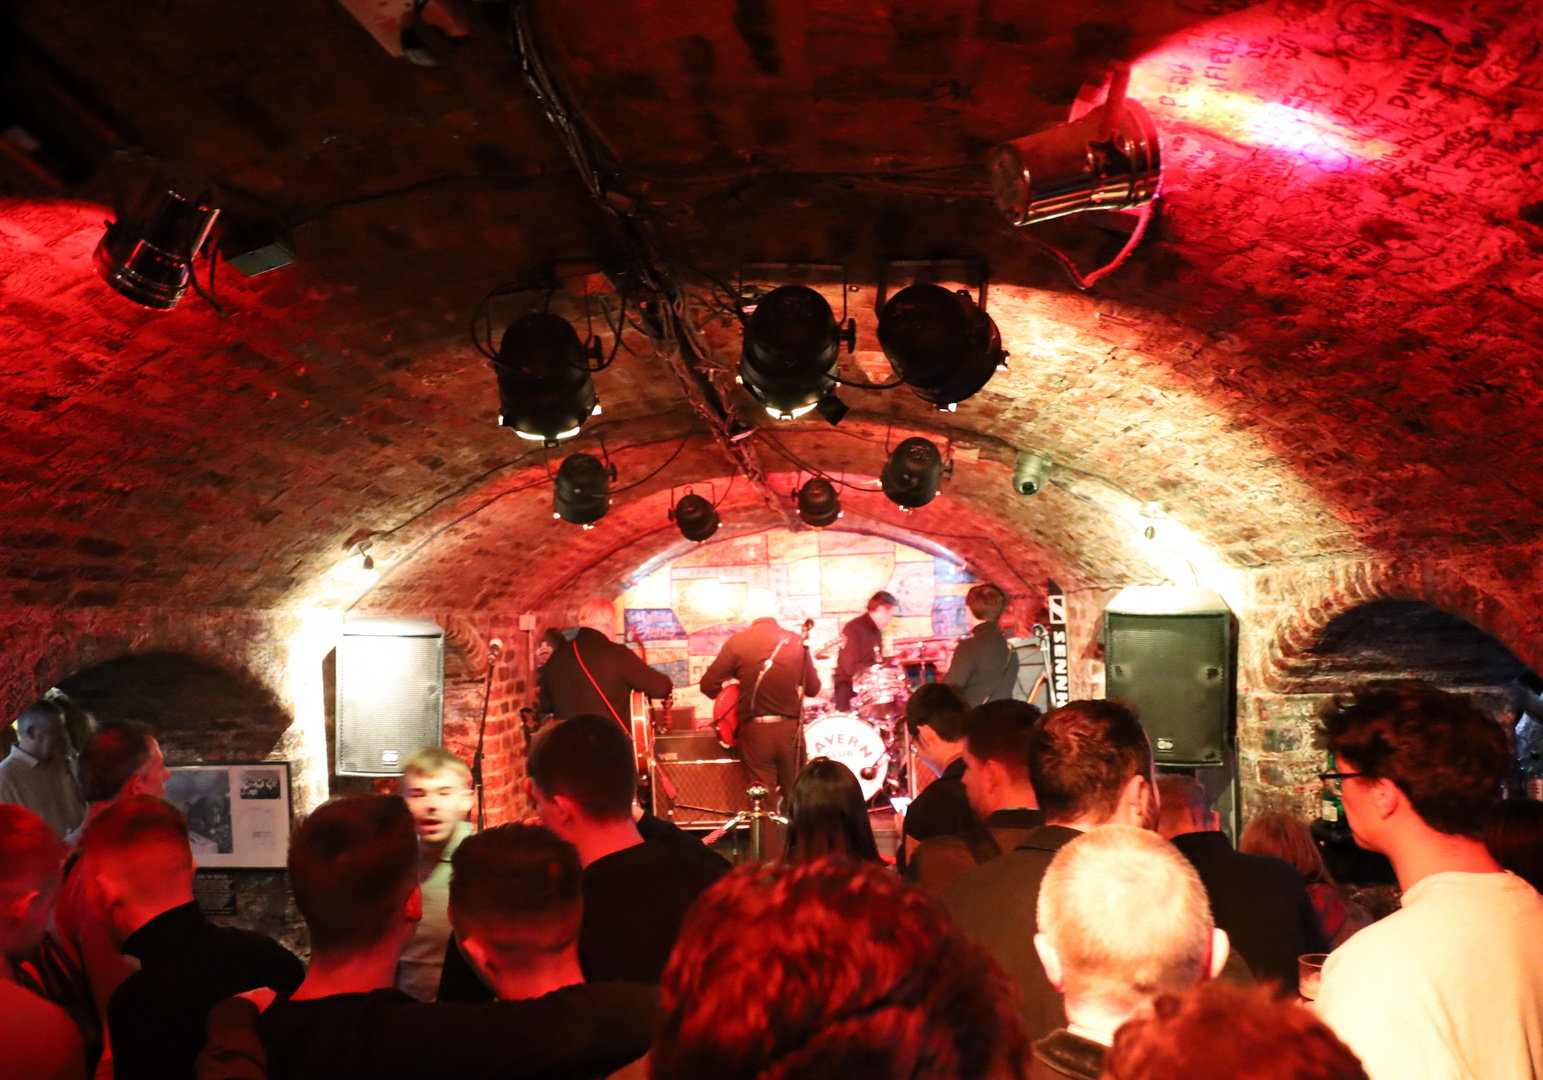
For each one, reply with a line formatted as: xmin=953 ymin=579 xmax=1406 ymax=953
xmin=874 ymin=257 xmax=991 ymax=317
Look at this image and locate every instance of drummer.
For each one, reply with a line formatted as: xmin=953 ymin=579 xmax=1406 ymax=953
xmin=832 ymin=591 xmax=899 ymax=712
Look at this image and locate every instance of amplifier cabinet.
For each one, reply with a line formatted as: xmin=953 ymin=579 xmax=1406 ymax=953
xmin=651 ymin=758 xmax=751 ymax=827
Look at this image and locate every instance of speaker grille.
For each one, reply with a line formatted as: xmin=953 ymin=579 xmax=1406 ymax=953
xmin=653 ymin=760 xmax=751 ymax=826
xmin=336 ymin=629 xmax=445 ymax=775
xmin=1105 ymin=611 xmax=1232 ymax=766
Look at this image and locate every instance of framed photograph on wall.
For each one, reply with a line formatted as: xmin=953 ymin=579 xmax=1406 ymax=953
xmin=163 ymin=762 xmax=292 ymax=869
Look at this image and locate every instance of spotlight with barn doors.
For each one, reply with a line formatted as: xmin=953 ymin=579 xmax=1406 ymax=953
xmin=987 ymin=64 xmax=1161 ymax=227
xmin=671 ymin=492 xmax=720 ymax=544
xmin=738 ymin=285 xmax=854 ymax=423
xmin=493 ymin=312 xmax=603 ymax=447
xmin=881 ymin=438 xmax=945 ymax=510
xmin=552 ymin=452 xmax=615 ymax=528
xmin=797 ymin=476 xmax=842 ymax=528
xmin=877 ymin=283 xmax=1005 ymax=409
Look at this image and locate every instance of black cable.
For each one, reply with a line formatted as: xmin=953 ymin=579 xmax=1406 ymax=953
xmin=290 ymin=171 xmax=564 ymax=229
xmin=470 ymin=640 xmax=499 ymax=830
xmin=754 ymin=429 xmax=875 ymax=491
xmin=710 ymin=472 xmax=737 ymax=509
xmin=610 ymin=431 xmax=694 ymax=494
xmin=832 ymin=372 xmax=906 ymax=390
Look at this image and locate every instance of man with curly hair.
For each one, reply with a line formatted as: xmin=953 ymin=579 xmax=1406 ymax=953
xmin=1314 ymin=680 xmax=1543 ymax=1080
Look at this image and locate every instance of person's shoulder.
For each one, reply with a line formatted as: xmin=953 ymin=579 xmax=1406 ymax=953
xmin=942 ymin=842 xmax=1052 ymax=907
xmin=0 ymin=979 xmax=81 ymax=1080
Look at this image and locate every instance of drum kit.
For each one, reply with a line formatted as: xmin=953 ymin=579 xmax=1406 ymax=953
xmin=802 ymin=662 xmax=913 ymax=803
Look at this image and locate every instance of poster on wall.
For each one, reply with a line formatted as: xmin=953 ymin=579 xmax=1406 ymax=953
xmin=163 ymin=762 xmax=292 ymax=869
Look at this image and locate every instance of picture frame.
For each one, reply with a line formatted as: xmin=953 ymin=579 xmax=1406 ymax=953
xmin=163 ymin=762 xmax=292 ymax=869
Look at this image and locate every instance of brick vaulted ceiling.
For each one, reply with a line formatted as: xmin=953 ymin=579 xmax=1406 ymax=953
xmin=3 ymin=0 xmax=1542 ymax=615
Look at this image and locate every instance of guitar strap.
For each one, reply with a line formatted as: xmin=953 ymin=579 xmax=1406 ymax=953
xmin=573 ymin=638 xmax=626 ymax=730
xmin=746 ymin=634 xmax=791 ymax=719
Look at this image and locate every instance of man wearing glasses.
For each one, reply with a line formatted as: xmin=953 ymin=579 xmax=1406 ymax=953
xmin=1313 ymin=680 xmax=1543 ymax=1080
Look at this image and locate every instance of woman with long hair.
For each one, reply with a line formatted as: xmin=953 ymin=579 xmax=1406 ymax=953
xmin=782 ymin=757 xmax=883 ymax=864
xmin=1240 ymin=811 xmax=1370 ymax=947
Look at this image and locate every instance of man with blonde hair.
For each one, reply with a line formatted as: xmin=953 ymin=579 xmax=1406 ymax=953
xmin=701 ymin=589 xmax=820 ymax=815
xmin=395 ymin=746 xmax=475 ymax=1001
xmin=1030 ymin=825 xmax=1230 ymax=1079
xmin=539 ymin=597 xmax=674 ymax=726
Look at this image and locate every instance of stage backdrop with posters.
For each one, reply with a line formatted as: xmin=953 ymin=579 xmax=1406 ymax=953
xmin=618 ymin=529 xmax=978 ymax=724
xmin=163 ymin=762 xmax=292 ymax=869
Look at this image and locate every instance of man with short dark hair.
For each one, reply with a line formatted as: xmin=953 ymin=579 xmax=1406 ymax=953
xmin=82 ymin=796 xmax=303 ymax=1080
xmin=448 ymin=824 xmax=585 ymax=1002
xmin=943 ymin=583 xmax=1019 ymax=705
xmin=943 ymin=699 xmax=1158 ymax=1038
xmin=832 ymin=591 xmax=899 ymax=712
xmin=900 ymin=682 xmax=977 ymax=862
xmin=1156 ymin=774 xmax=1325 ymax=994
xmin=1313 ymin=681 xmax=1543 ymax=1080
xmin=0 ymin=701 xmax=86 ymax=836
xmin=0 ymin=804 xmax=85 ymax=1080
xmin=394 ymin=746 xmax=475 ymax=1001
xmin=244 ymin=794 xmax=656 ymax=1080
xmin=525 ymin=715 xmax=728 ymax=983
xmin=1030 ymin=826 xmax=1230 ymax=1079
xmin=911 ymin=700 xmax=1043 ymax=893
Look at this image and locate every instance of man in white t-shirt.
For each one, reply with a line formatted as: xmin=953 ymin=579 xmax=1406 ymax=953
xmin=1314 ymin=680 xmax=1543 ymax=1080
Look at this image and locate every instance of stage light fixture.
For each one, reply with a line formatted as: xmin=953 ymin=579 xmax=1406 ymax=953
xmin=670 ymin=493 xmax=720 ymax=544
xmin=1013 ymin=451 xmax=1053 ymax=496
xmin=739 ymin=285 xmax=853 ymax=423
xmin=552 ymin=452 xmax=614 ymax=526
xmin=797 ymin=477 xmax=842 ymax=528
xmin=987 ymin=68 xmax=1161 ymax=227
xmin=94 ymin=185 xmax=220 ymax=310
xmin=881 ymin=438 xmax=945 ymax=510
xmin=493 ymin=312 xmax=601 ymax=448
xmin=877 ymin=283 xmax=1005 ymax=408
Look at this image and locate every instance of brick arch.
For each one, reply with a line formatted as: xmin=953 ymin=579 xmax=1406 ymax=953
xmin=1257 ymin=558 xmax=1538 ymax=694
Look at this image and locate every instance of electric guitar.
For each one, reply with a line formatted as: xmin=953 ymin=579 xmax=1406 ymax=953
xmin=715 ymin=619 xmax=814 ymax=749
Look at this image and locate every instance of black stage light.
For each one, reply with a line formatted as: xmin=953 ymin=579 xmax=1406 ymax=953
xmin=797 ymin=477 xmax=842 ymax=528
xmin=94 ymin=186 xmax=220 ymax=310
xmin=881 ymin=438 xmax=945 ymax=509
xmin=494 ymin=312 xmax=601 ymax=447
xmin=552 ymin=452 xmax=614 ymax=526
xmin=739 ymin=285 xmax=852 ymax=422
xmin=877 ymin=283 xmax=1005 ymax=409
xmin=671 ymin=493 xmax=720 ymax=543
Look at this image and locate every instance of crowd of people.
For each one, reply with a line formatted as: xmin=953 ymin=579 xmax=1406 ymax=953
xmin=3 ymin=676 xmax=1542 ymax=1080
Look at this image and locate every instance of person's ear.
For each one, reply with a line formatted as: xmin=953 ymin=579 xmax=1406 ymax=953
xmin=405 ymin=885 xmax=423 ymax=925
xmin=4 ymin=888 xmax=40 ymax=931
xmin=1206 ymin=928 xmax=1231 ymax=981
xmin=457 ymin=932 xmax=494 ymax=980
xmin=1115 ymin=772 xmax=1149 ymax=826
xmin=549 ymin=793 xmax=583 ymax=830
xmin=1367 ymin=777 xmax=1403 ymax=821
xmin=1033 ymin=932 xmax=1065 ymax=992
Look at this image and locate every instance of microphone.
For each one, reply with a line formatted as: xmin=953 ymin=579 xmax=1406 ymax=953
xmin=860 ymin=764 xmax=879 ymax=781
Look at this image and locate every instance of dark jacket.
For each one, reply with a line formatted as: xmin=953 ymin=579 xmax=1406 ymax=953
xmin=909 ymin=807 xmax=1047 ymax=896
xmin=699 ymin=618 xmax=820 ymax=722
xmin=539 ymin=628 xmax=674 ymax=724
xmin=941 ymin=824 xmax=1083 ymax=1039
xmin=832 ymin=612 xmax=883 ymax=711
xmin=943 ymin=622 xmax=1019 ymax=705
xmin=108 ymin=902 xmax=304 ymax=1080
xmin=1029 ymin=1030 xmax=1106 ymax=1080
xmin=1170 ymin=830 xmax=1329 ymax=994
xmin=901 ymin=757 xmax=976 ymax=848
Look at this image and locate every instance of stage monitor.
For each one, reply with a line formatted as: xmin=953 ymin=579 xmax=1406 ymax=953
xmin=335 ymin=616 xmax=445 ymax=776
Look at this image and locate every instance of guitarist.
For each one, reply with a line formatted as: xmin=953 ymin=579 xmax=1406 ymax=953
xmin=699 ymin=589 xmax=820 ymax=815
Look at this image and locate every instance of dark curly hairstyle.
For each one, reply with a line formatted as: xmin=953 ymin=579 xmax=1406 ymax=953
xmin=1103 ymin=982 xmax=1368 ymax=1080
xmin=652 ymin=859 xmax=1027 ymax=1080
xmin=1028 ymin=699 xmax=1151 ymax=823
xmin=1315 ymin=680 xmax=1508 ymax=837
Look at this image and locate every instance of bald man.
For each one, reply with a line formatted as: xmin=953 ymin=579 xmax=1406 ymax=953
xmin=0 ymin=701 xmax=86 ymax=836
xmin=538 ymin=598 xmax=674 ymax=726
xmin=700 ymin=590 xmax=820 ymax=814
xmin=81 ymin=796 xmax=302 ymax=1080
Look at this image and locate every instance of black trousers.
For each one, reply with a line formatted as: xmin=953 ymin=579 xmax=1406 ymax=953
xmin=737 ymin=718 xmax=800 ymax=812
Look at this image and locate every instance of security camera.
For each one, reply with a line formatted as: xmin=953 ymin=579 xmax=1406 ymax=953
xmin=1013 ymin=451 xmax=1053 ymax=496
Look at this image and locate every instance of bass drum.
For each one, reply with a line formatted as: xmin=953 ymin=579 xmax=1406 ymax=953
xmin=803 ymin=714 xmax=888 ymax=802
